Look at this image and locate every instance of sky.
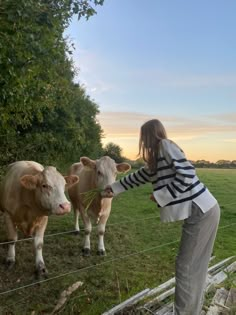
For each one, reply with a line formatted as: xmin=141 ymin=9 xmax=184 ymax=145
xmin=65 ymin=0 xmax=236 ymax=162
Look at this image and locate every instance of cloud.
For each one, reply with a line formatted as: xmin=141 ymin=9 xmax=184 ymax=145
xmin=98 ymin=111 xmax=236 ymax=140
xmin=163 ymin=75 xmax=236 ymax=88
xmin=69 ymin=43 xmax=118 ymax=95
xmin=79 ymin=78 xmax=115 ymax=94
xmin=207 ymin=113 xmax=236 ymax=122
xmin=99 ymin=111 xmax=183 ymax=134
xmin=223 ymin=138 xmax=236 ymax=143
xmin=97 ymin=111 xmax=236 ymax=161
xmin=128 ymin=69 xmax=236 ymax=88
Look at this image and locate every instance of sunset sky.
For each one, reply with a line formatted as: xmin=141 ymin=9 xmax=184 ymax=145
xmin=66 ymin=0 xmax=236 ymax=162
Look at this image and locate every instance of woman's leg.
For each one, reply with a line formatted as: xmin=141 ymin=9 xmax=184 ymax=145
xmin=174 ymin=203 xmax=220 ymax=315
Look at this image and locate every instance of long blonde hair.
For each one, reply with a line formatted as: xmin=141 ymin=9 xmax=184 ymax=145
xmin=138 ymin=119 xmax=167 ymax=172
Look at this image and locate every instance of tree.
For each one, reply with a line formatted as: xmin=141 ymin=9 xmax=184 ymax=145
xmin=0 ymin=0 xmax=104 ymax=169
xmin=103 ymin=142 xmax=125 ymax=163
xmin=72 ymin=0 xmax=104 ymax=20
xmin=216 ymin=160 xmax=231 ymax=165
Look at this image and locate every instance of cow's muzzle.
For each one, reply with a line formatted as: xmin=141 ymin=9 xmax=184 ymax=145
xmin=55 ymin=202 xmax=71 ymax=215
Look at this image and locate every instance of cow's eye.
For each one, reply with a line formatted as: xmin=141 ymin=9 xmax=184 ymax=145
xmin=97 ymin=170 xmax=102 ymax=176
xmin=42 ymin=184 xmax=53 ymax=191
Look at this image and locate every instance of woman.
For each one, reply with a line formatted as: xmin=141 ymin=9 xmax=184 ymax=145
xmin=102 ymin=119 xmax=220 ymax=315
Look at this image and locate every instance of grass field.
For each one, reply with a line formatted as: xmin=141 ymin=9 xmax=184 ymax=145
xmin=0 ymin=168 xmax=236 ymax=314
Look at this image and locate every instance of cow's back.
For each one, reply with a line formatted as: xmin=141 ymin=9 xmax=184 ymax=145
xmin=0 ymin=161 xmax=43 ymax=214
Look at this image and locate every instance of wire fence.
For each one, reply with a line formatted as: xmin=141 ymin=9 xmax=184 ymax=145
xmin=0 ymin=201 xmax=235 ymax=315
xmin=0 ymin=239 xmax=181 ymax=296
xmin=0 ymin=201 xmax=235 ymax=247
xmin=1 ymin=221 xmax=236 ymax=298
xmin=0 ymin=215 xmax=235 ymax=297
xmin=0 ymin=150 xmax=235 ymax=313
xmin=0 ymin=219 xmax=235 ymax=315
xmin=0 ymin=214 xmax=162 ymax=246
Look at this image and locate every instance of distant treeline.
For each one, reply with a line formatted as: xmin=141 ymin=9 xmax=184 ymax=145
xmin=129 ymin=159 xmax=236 ymax=169
xmin=192 ymin=160 xmax=236 ymax=169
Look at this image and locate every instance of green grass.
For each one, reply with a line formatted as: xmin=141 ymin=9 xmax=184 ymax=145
xmin=0 ymin=168 xmax=235 ymax=314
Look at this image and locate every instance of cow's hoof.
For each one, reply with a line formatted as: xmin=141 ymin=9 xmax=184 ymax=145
xmin=5 ymin=258 xmax=15 ymax=270
xmin=73 ymin=230 xmax=80 ymax=235
xmin=97 ymin=250 xmax=106 ymax=256
xmin=82 ymin=248 xmax=91 ymax=257
xmin=35 ymin=263 xmax=48 ymax=279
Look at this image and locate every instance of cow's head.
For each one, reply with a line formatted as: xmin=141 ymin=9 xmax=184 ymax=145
xmin=20 ymin=167 xmax=79 ymax=215
xmin=80 ymin=156 xmax=131 ymax=189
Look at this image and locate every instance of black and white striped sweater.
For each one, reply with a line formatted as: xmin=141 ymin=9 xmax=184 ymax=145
xmin=111 ymin=139 xmax=217 ymax=222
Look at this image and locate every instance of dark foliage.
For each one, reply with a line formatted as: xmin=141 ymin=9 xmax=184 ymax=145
xmin=0 ymin=0 xmax=104 ymax=171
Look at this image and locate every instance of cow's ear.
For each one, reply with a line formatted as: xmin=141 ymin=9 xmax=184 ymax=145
xmin=64 ymin=175 xmax=79 ymax=189
xmin=80 ymin=157 xmax=96 ymax=169
xmin=20 ymin=175 xmax=38 ymax=190
xmin=116 ymin=163 xmax=131 ymax=173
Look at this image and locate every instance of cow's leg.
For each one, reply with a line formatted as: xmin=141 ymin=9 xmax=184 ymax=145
xmin=74 ymin=208 xmax=80 ymax=234
xmin=71 ymin=199 xmax=80 ymax=234
xmin=81 ymin=214 xmax=92 ymax=256
xmin=97 ymin=215 xmax=109 ymax=256
xmin=4 ymin=213 xmax=17 ymax=268
xmin=34 ymin=216 xmax=48 ymax=278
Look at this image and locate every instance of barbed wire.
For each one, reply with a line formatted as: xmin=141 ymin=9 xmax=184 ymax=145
xmin=0 ymin=201 xmax=235 ymax=246
xmin=0 ymin=220 xmax=236 ymax=297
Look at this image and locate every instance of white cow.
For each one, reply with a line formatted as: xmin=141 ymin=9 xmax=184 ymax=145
xmin=0 ymin=161 xmax=79 ymax=277
xmin=68 ymin=156 xmax=131 ymax=256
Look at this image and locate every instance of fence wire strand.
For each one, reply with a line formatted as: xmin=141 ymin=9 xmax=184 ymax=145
xmin=0 ymin=239 xmax=180 ymax=296
xmin=0 ymin=202 xmax=235 ymax=246
xmin=0 ymin=214 xmax=161 ymax=246
xmin=0 ymin=220 xmax=236 ymax=297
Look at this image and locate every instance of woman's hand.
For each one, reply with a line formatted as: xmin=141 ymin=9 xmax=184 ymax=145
xmin=150 ymin=194 xmax=160 ymax=207
xmin=101 ymin=185 xmax=114 ymax=198
xmin=150 ymin=194 xmax=156 ymax=202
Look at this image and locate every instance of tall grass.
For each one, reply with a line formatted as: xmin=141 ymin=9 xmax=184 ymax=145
xmin=0 ymin=168 xmax=235 ymax=314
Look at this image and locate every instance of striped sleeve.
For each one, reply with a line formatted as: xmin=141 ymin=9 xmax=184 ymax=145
xmin=111 ymin=166 xmax=152 ymax=196
xmin=153 ymin=140 xmax=196 ymax=207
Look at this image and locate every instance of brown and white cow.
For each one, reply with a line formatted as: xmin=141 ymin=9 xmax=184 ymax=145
xmin=68 ymin=156 xmax=131 ymax=256
xmin=0 ymin=161 xmax=79 ymax=277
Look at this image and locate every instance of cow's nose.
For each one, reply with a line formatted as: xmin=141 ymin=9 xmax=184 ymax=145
xmin=59 ymin=202 xmax=71 ymax=212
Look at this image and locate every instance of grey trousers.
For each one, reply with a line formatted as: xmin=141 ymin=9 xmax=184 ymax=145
xmin=174 ymin=202 xmax=220 ymax=315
